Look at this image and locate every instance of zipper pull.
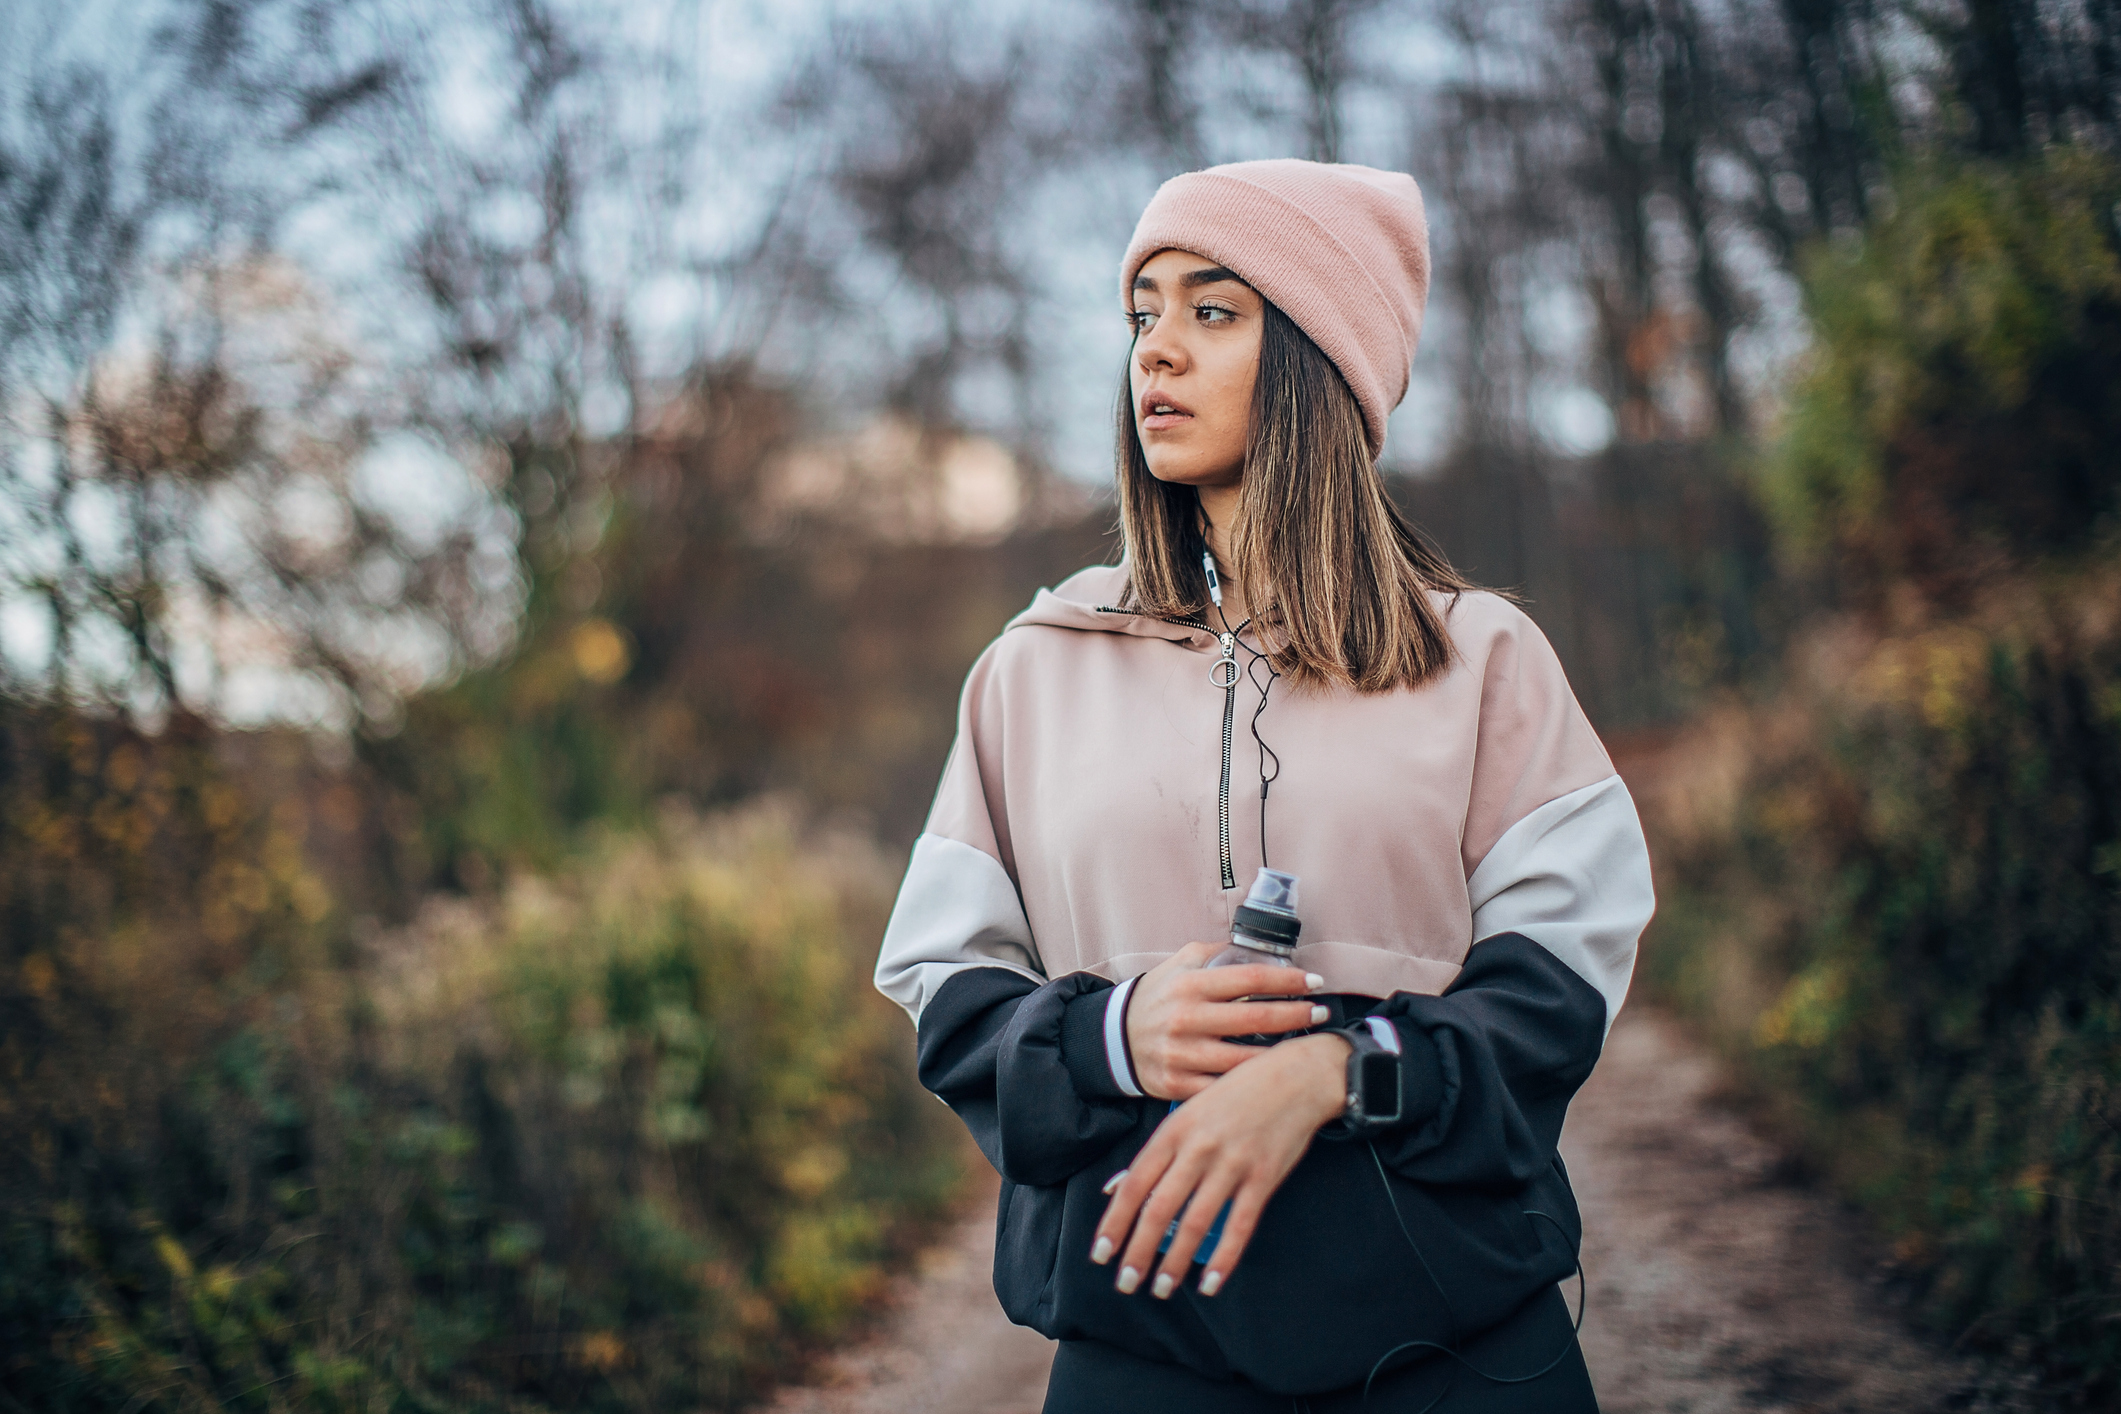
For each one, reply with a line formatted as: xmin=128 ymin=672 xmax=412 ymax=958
xmin=1210 ymin=632 xmax=1239 ymax=689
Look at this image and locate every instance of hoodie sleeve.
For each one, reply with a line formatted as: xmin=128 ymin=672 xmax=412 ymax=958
xmin=874 ymin=646 xmax=1044 ymax=1021
xmin=1352 ymin=604 xmax=1655 ymax=1187
xmin=877 ymin=641 xmax=1150 ymax=1180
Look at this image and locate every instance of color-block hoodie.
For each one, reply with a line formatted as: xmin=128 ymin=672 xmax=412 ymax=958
xmin=875 ymin=563 xmax=1654 ymax=1395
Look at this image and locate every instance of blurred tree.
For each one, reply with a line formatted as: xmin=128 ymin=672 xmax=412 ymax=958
xmin=772 ymin=11 xmax=1084 ymax=456
xmin=1221 ymin=0 xmax=1391 ymax=164
xmin=1939 ymin=0 xmax=2121 ymax=154
xmin=1767 ymin=149 xmax=2121 ymax=600
xmin=1413 ymin=0 xmax=1908 ymax=453
xmin=1108 ymin=0 xmax=1212 ymax=170
xmin=1714 ymin=0 xmax=1891 ymax=267
xmin=0 ymin=1 xmax=501 ymax=726
xmin=1424 ymin=0 xmax=1575 ymax=450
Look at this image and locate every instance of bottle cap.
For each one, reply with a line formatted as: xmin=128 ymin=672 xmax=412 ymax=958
xmin=1245 ymin=868 xmax=1299 ymax=914
xmin=1232 ymin=867 xmax=1301 ymax=949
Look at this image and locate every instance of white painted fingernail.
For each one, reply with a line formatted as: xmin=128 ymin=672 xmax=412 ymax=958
xmin=1101 ymin=1169 xmax=1129 ymax=1196
xmin=1310 ymin=1004 xmax=1329 ymax=1025
xmin=1090 ymin=1236 xmax=1114 ymax=1265
xmin=1306 ymin=973 xmax=1325 ymax=990
xmin=1117 ymin=1266 xmax=1141 ymax=1294
xmin=1200 ymin=1270 xmax=1224 ymax=1296
xmin=1152 ymin=1272 xmax=1176 ymax=1299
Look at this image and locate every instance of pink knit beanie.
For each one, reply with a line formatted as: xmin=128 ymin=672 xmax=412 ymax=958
xmin=1121 ymin=158 xmax=1429 ymax=459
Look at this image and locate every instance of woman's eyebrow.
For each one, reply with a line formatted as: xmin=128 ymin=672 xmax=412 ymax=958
xmin=1131 ymin=266 xmax=1245 ymax=293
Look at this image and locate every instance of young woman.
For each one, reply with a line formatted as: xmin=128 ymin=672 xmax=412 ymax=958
xmin=875 ymin=159 xmax=1654 ymax=1412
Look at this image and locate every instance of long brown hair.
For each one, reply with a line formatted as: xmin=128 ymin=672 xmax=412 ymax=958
xmin=1116 ymin=298 xmax=1475 ymax=693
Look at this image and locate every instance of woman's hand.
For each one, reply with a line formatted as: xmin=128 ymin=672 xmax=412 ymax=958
xmin=1090 ymin=1032 xmax=1353 ymax=1300
xmin=1125 ymin=942 xmax=1326 ymax=1100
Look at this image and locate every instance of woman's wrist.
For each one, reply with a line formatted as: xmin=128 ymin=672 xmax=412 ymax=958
xmin=1278 ymin=1032 xmax=1354 ymax=1123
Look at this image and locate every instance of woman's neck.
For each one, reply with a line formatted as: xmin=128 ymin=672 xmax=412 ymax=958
xmin=1196 ymin=482 xmax=1249 ymax=628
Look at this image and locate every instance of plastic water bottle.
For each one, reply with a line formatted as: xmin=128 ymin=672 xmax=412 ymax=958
xmin=1205 ymin=866 xmax=1303 ymax=973
xmin=1160 ymin=866 xmax=1307 ymax=1268
xmin=1205 ymin=867 xmax=1305 ymax=1044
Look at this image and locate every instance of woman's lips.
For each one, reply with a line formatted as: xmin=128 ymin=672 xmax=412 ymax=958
xmin=1140 ymin=390 xmax=1195 ymax=432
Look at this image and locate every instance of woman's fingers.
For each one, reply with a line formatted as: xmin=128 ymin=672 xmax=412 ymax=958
xmin=1101 ymin=1036 xmax=1352 ymax=1298
xmin=1187 ymin=963 xmax=1319 ymax=1002
xmin=1115 ymin=1149 xmax=1210 ymax=1292
xmin=1158 ymin=1008 xmax=1323 ymax=1082
xmin=1149 ymin=1161 xmax=1242 ymax=1295
xmin=1141 ymin=1029 xmax=1307 ymax=1099
xmin=1090 ymin=1132 xmax=1175 ymax=1266
xmin=1211 ymin=998 xmax=1328 ymax=1034
xmin=1128 ymin=944 xmax=1238 ymax=1099
xmin=1153 ymin=1036 xmax=1295 ymax=1098
xmin=1196 ymin=1184 xmax=1272 ymax=1296
xmin=1157 ymin=1072 xmax=1215 ymax=1101
xmin=1171 ymin=1036 xmax=1273 ymax=1072
xmin=1138 ymin=1042 xmax=1243 ymax=1100
xmin=1128 ymin=951 xmax=1328 ymax=1100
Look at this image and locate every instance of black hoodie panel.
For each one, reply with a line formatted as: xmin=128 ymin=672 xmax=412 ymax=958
xmin=912 ymin=931 xmax=1602 ymax=1395
xmin=1358 ymin=932 xmax=1608 ymax=1187
xmin=918 ymin=968 xmax=1149 ymax=1182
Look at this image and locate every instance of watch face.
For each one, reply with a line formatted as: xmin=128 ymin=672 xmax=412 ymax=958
xmin=1358 ymin=1051 xmax=1400 ymax=1121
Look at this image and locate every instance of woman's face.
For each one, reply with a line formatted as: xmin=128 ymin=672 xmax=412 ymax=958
xmin=1128 ymin=248 xmax=1263 ymax=490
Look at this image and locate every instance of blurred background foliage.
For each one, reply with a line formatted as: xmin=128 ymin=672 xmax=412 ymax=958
xmin=1766 ymin=149 xmax=2121 ymax=600
xmin=1642 ymin=140 xmax=2121 ymax=1398
xmin=1 ymin=0 xmax=2119 ymax=1408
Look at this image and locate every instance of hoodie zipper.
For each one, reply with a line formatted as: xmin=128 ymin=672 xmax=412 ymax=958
xmin=1213 ymin=629 xmax=1241 ymax=889
xmin=1097 ymin=606 xmax=1252 ymax=891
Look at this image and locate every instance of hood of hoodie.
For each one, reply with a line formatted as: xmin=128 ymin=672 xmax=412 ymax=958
xmin=1004 ymin=562 xmax=1216 ymax=649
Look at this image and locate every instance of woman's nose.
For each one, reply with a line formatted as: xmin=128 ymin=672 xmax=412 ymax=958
xmin=1136 ymin=324 xmax=1185 ymax=375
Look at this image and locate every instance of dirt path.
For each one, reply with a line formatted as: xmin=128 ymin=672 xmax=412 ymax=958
xmin=764 ymin=1171 xmax=1053 ymax=1414
xmin=767 ymin=1006 xmax=1978 ymax=1413
xmin=1562 ymin=1008 xmax=1977 ymax=1412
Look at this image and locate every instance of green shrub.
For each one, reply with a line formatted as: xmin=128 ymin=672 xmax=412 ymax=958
xmin=1763 ymin=149 xmax=2121 ymax=595
xmin=1641 ymin=564 xmax=2121 ymax=1395
xmin=1644 ymin=147 xmax=2121 ymax=1396
xmin=0 ymin=704 xmax=958 ymax=1414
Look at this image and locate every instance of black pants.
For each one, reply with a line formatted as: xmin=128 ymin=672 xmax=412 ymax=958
xmin=1041 ymin=1285 xmax=1598 ymax=1413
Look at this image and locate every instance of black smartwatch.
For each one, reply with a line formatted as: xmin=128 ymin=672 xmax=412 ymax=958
xmin=1340 ymin=1017 xmax=1404 ymax=1128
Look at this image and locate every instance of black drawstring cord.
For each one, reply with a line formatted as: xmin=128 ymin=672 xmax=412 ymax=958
xmin=1359 ymin=1144 xmax=1588 ymax=1411
xmin=1211 ymin=598 xmax=1282 ymax=869
xmin=1246 ymin=649 xmax=1281 ymax=866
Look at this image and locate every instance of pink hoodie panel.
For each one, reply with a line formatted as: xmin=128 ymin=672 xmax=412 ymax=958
xmin=923 ymin=563 xmax=1613 ymax=999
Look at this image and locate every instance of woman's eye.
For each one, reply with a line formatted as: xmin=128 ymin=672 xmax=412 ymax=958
xmin=1196 ymin=304 xmax=1236 ymax=326
xmin=1129 ymin=309 xmax=1158 ymax=332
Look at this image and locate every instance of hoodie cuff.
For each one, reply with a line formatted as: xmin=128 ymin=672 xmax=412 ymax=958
xmin=1318 ymin=1013 xmax=1444 ymax=1138
xmin=1377 ymin=1015 xmax=1444 ymax=1128
xmin=1060 ymin=975 xmax=1143 ymax=1099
